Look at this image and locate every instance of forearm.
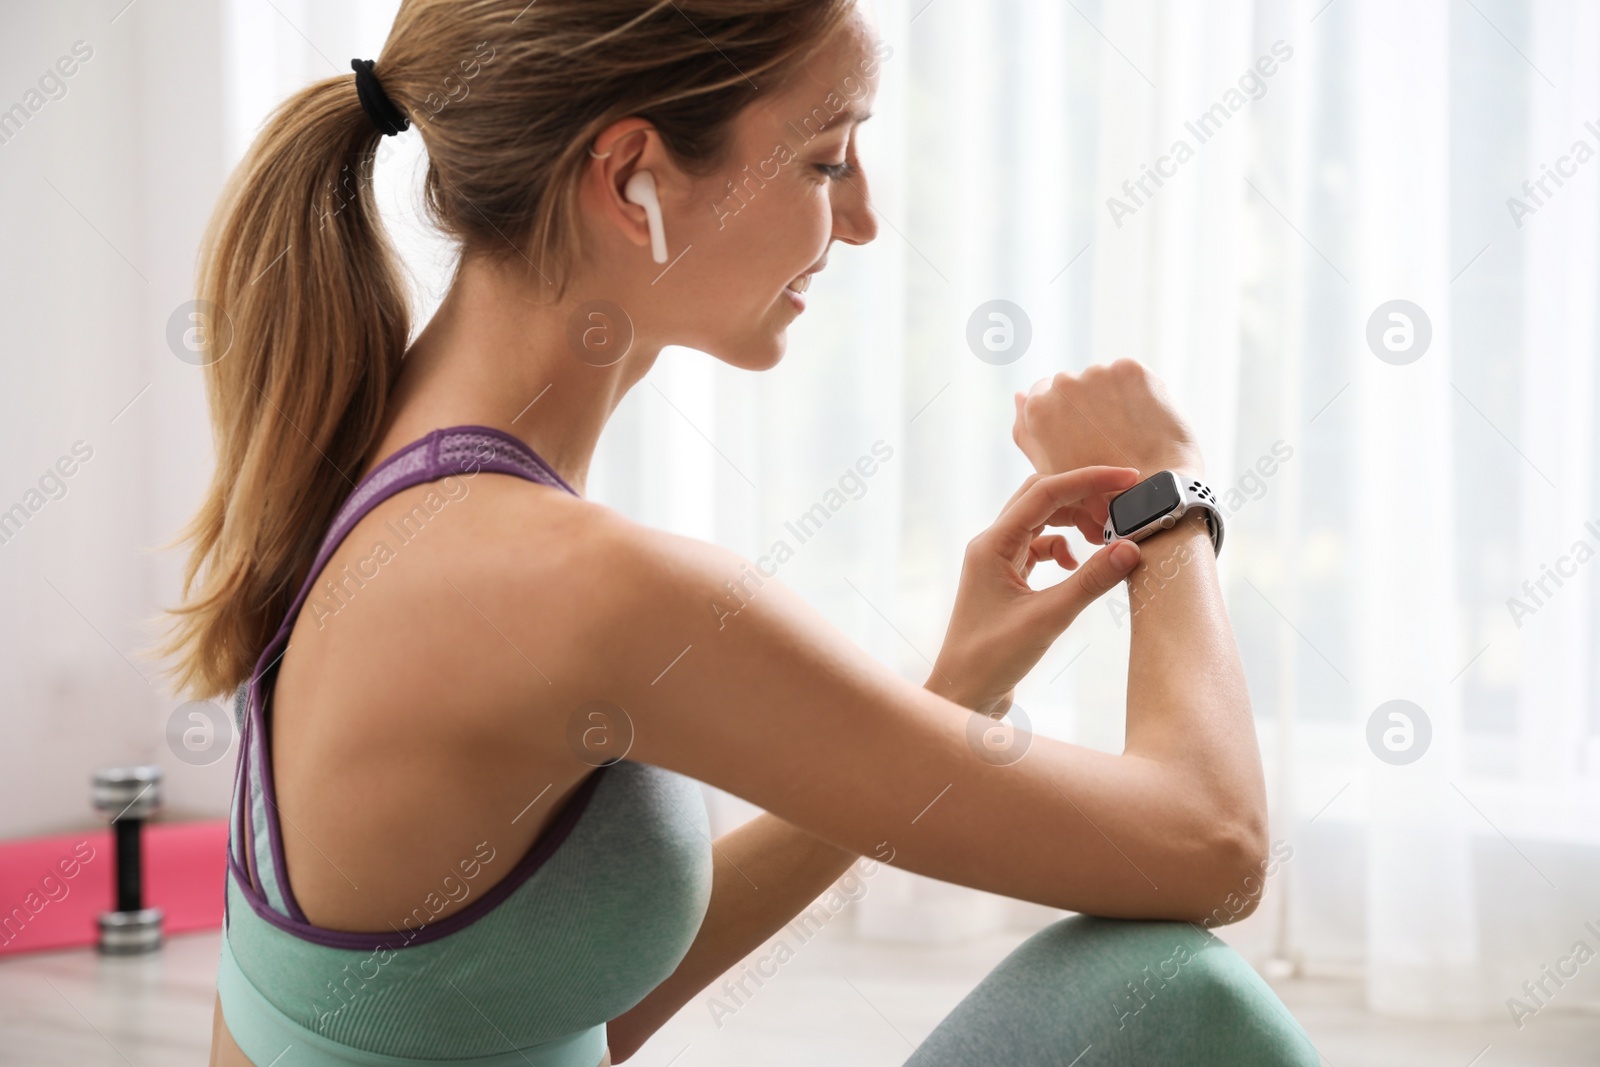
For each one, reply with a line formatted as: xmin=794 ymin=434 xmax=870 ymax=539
xmin=607 ymin=812 xmax=857 ymax=1062
xmin=1122 ymin=510 xmax=1265 ymax=831
xmin=923 ymin=663 xmax=984 ymax=709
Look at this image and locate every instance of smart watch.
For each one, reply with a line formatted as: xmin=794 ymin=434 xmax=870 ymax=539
xmin=1102 ymin=470 xmax=1224 ymax=557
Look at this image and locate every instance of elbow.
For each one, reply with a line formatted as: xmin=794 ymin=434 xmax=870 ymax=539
xmin=1175 ymin=798 xmax=1271 ymax=928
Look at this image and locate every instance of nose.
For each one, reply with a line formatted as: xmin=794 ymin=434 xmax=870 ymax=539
xmin=832 ymin=170 xmax=879 ymax=247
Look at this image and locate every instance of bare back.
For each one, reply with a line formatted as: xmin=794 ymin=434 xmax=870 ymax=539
xmin=272 ymin=472 xmax=610 ymax=932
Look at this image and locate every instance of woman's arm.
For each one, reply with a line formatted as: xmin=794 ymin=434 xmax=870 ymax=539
xmin=605 ymin=813 xmax=856 ymax=1062
xmin=605 ymin=464 xmax=1149 ymax=1061
xmin=448 ymin=361 xmax=1263 ymax=931
xmin=480 ymin=477 xmax=1261 ymax=924
xmin=1013 ymin=360 xmax=1267 ymax=868
xmin=1123 ymin=507 xmax=1264 ymax=850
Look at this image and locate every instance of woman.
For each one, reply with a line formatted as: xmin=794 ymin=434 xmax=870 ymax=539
xmin=165 ymin=1 xmax=1318 ymax=1063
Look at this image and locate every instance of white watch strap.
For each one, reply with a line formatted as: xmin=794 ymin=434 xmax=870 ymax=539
xmin=1176 ymin=474 xmax=1225 ymax=557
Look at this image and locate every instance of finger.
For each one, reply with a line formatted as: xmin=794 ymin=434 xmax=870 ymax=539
xmin=1043 ymin=495 xmax=1126 ymax=544
xmin=1078 ymin=492 xmax=1115 ymax=527
xmin=1007 ymin=477 xmax=1127 ymax=526
xmin=1042 ymin=508 xmax=1107 ymax=546
xmin=1039 ymin=503 xmax=1103 ymax=537
xmin=1004 ymin=479 xmax=1132 ymax=559
xmin=1051 ymin=503 xmax=1109 ymax=545
xmin=980 ymin=467 xmax=1142 ymax=558
xmin=1075 ymin=517 xmax=1109 ymax=545
xmin=1058 ymin=538 xmax=1079 ymax=569
xmin=1023 ymin=534 xmax=1070 ymax=579
xmin=1029 ymin=539 xmax=1141 ymax=631
xmin=1014 ymin=468 xmax=1141 ymax=526
xmin=1021 ymin=536 xmax=1046 ymax=579
xmin=1004 ymin=473 xmax=1043 ymax=511
xmin=999 ymin=478 xmax=1043 ymax=529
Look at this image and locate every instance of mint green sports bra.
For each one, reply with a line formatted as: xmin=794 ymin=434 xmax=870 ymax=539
xmin=218 ymin=427 xmax=714 ymax=1065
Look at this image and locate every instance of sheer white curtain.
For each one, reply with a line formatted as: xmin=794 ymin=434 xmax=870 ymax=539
xmin=226 ymin=0 xmax=1600 ymax=1021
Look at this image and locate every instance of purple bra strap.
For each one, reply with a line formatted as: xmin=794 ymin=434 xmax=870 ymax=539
xmin=233 ymin=424 xmax=586 ymax=932
xmin=226 ymin=766 xmax=609 ymax=951
xmin=267 ymin=424 xmax=576 ymax=658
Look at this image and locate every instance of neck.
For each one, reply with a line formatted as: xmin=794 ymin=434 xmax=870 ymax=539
xmin=371 ymin=254 xmax=661 ymax=496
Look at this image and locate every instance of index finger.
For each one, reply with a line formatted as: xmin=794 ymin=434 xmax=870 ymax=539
xmin=980 ymin=466 xmax=1142 ymax=557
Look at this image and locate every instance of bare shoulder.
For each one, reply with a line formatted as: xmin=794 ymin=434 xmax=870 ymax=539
xmin=483 ymin=481 xmax=941 ymax=777
xmin=440 ymin=471 xmax=734 ymax=607
xmin=281 ymin=464 xmax=735 ymax=712
xmin=458 ymin=472 xmax=744 ymax=613
xmin=435 ymin=471 xmax=892 ymax=757
xmin=370 ymin=470 xmax=750 ymax=705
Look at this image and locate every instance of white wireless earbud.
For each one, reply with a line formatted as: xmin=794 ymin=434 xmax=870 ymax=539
xmin=624 ymin=170 xmax=668 ymax=265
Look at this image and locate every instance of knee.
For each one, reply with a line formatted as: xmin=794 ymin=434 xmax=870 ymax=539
xmin=1024 ymin=916 xmax=1319 ymax=1066
xmin=1180 ymin=935 xmax=1276 ymax=1018
xmin=1152 ymin=928 xmax=1320 ymax=1065
xmin=1007 ymin=915 xmax=1216 ymax=1028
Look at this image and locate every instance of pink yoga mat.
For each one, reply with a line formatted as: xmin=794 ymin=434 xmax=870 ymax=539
xmin=0 ymin=819 xmax=227 ymax=956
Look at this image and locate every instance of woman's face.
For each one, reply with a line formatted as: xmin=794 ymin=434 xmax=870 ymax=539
xmin=649 ymin=12 xmax=884 ymax=369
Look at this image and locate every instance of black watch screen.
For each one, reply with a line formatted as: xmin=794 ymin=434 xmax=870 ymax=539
xmin=1109 ymin=470 xmax=1181 ymax=537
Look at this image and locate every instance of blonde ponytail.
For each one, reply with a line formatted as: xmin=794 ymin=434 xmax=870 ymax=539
xmin=157 ymin=73 xmax=409 ymax=698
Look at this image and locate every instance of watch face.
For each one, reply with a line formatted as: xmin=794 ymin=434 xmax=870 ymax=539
xmin=1110 ymin=471 xmax=1181 ymax=536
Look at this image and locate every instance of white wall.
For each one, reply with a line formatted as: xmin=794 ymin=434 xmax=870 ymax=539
xmin=0 ymin=0 xmax=229 ymax=837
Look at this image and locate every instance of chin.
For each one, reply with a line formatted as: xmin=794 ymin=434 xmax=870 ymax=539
xmin=710 ymin=331 xmax=789 ymax=372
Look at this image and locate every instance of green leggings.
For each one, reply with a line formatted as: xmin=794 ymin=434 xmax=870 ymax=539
xmin=904 ymin=916 xmax=1319 ymax=1066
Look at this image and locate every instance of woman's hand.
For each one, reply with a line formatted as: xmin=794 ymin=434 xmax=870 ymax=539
xmin=1013 ymin=359 xmax=1206 ymax=479
xmin=926 ymin=466 xmax=1144 ymax=715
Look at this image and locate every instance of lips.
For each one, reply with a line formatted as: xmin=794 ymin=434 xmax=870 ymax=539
xmin=786 ymin=256 xmax=828 ymax=295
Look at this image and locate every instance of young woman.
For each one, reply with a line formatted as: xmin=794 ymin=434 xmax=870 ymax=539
xmin=165 ymin=1 xmax=1318 ymax=1063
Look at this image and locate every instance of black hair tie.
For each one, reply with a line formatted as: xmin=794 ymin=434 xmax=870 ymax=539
xmin=351 ymin=58 xmax=409 ymax=137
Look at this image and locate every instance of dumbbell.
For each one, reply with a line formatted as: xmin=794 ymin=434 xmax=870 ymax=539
xmin=91 ymin=765 xmax=164 ymax=955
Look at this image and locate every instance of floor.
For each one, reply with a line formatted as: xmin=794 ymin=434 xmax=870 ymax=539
xmin=1 ymin=924 xmax=1596 ymax=1066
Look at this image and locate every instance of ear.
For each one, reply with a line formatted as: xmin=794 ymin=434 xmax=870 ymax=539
xmin=587 ymin=119 xmax=673 ymax=255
